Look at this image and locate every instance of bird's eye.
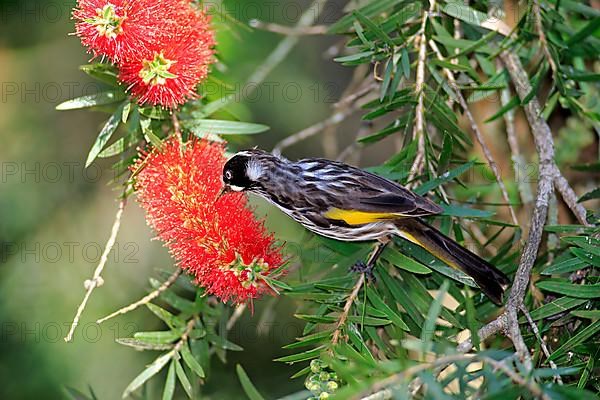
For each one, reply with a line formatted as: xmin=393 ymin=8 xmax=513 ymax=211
xmin=225 ymin=170 xmax=233 ymax=180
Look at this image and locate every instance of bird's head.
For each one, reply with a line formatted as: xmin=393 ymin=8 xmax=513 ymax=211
xmin=220 ymin=149 xmax=268 ymax=197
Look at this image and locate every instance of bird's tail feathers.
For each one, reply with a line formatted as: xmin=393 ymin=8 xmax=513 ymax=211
xmin=395 ymin=220 xmax=510 ymax=305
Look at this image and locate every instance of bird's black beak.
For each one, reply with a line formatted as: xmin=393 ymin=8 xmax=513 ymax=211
xmin=215 ymin=185 xmax=230 ymax=202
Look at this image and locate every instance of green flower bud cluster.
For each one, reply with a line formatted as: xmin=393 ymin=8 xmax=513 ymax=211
xmin=305 ymin=359 xmax=340 ymax=400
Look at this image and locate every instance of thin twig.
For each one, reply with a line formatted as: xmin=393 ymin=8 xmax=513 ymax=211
xmin=335 ymin=81 xmax=378 ymax=109
xmin=337 ymin=122 xmax=372 ymax=163
xmin=332 ymin=274 xmax=365 ymax=346
xmin=64 ymin=196 xmax=127 ymax=342
xmin=322 ymin=66 xmax=371 ymax=158
xmin=272 ymin=102 xmax=362 ymax=155
xmin=249 ymin=20 xmax=328 ymax=35
xmin=226 ymin=303 xmax=247 ymax=331
xmin=273 ymin=79 xmax=376 ymax=156
xmin=245 ymin=0 xmax=329 ymax=92
xmin=173 ymin=317 xmax=197 ymax=354
xmin=547 ymin=192 xmax=559 ymax=263
xmin=532 ymin=0 xmax=558 ymax=79
xmin=429 ymin=40 xmax=518 ymax=226
xmin=553 ymin=172 xmax=590 ymax=226
xmin=362 ymin=354 xmax=476 ymax=399
xmin=500 ymin=78 xmax=534 ymax=215
xmin=96 ymin=269 xmax=183 ymax=324
xmin=481 ymin=356 xmax=551 ymax=400
xmin=210 ymin=0 xmax=329 ymax=111
xmin=332 ymin=240 xmax=389 ymax=346
xmin=171 ymin=112 xmax=182 ymax=144
xmin=500 ymin=50 xmax=556 ymax=370
xmin=520 ymin=304 xmax=563 ymax=384
xmin=456 ymin=314 xmax=507 ymax=353
xmin=409 ymin=314 xmax=508 ymax=396
xmin=407 ymin=0 xmax=436 ymax=184
xmin=359 ymin=354 xmax=550 ymax=400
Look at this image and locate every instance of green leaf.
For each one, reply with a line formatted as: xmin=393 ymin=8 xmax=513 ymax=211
xmin=206 ymin=333 xmax=243 ymax=351
xmin=294 ymin=314 xmax=391 ymax=326
xmin=567 ymin=17 xmax=600 ymax=45
xmin=145 ymin=303 xmax=184 ymax=331
xmin=415 ymin=161 xmax=475 ymax=195
xmin=139 ymin=106 xmax=170 ymax=120
xmin=437 ymin=133 xmax=453 ymax=175
xmin=116 ymin=338 xmax=173 ymax=351
xmin=353 ymin=21 xmax=370 ymax=46
xmin=56 ymin=90 xmax=125 ymax=110
xmin=333 ymin=50 xmax=375 ymax=63
xmin=464 ymin=286 xmax=480 ymax=350
xmin=180 ymin=342 xmax=205 ymax=378
xmin=449 ymin=30 xmax=498 ymax=60
xmin=578 ymin=349 xmax=597 ymax=389
xmin=562 ymin=236 xmax=600 ymax=256
xmin=174 ymin=357 xmax=193 ymax=399
xmin=80 ymin=63 xmax=119 ymax=86
xmin=98 ymin=120 xmax=140 ymax=158
xmin=549 ymin=320 xmax=600 ymax=361
xmin=185 ymin=119 xmax=269 ymax=135
xmin=570 ymin=240 xmax=600 ymax=261
xmin=162 ymin=362 xmax=175 ymax=400
xmin=536 ymin=280 xmax=600 ymax=298
xmin=542 ymin=257 xmax=587 ymax=275
xmin=397 ymin=269 xmax=466 ymax=328
xmin=522 ymin=63 xmax=548 ymax=105
xmin=366 ymin=289 xmax=410 ymax=330
xmin=401 ymin=47 xmax=410 ymax=78
xmin=485 ymin=95 xmax=519 ymax=122
xmin=329 ymin=0 xmax=403 ymax=33
xmin=133 ymin=331 xmax=180 ymax=344
xmin=122 ymin=102 xmax=131 ymax=123
xmin=553 ymin=0 xmax=600 ymax=17
xmin=140 ymin=117 xmax=163 ymax=149
xmin=380 ymin=58 xmax=394 ymax=101
xmin=442 ymin=1 xmax=494 ymax=30
xmin=283 ymin=330 xmax=333 ymax=349
xmin=571 ymin=310 xmax=600 ymax=319
xmin=85 ymin=102 xmax=125 ymax=167
xmin=526 ymin=297 xmax=588 ymax=321
xmin=571 ymin=162 xmax=600 ymax=172
xmin=579 ymin=188 xmax=600 ymax=202
xmin=353 ymin=10 xmax=394 ymax=47
xmin=236 ymin=364 xmax=265 ymax=400
xmin=149 ymin=278 xmax=196 ymax=313
xmin=441 ymin=204 xmax=494 ymax=218
xmin=64 ymin=387 xmax=95 ymax=400
xmin=122 ymin=352 xmax=172 ymax=398
xmin=421 ymin=280 xmax=449 ymax=344
xmin=381 ymin=247 xmax=432 ymax=274
xmin=274 ymin=346 xmax=325 ymax=363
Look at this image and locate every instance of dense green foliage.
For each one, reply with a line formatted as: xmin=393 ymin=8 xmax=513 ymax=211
xmin=57 ymin=0 xmax=599 ymax=399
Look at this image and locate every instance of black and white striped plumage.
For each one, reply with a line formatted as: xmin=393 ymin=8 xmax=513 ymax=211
xmin=221 ymin=149 xmax=510 ymax=304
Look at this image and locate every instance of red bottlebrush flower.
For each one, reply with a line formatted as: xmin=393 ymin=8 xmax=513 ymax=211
xmin=133 ymin=138 xmax=283 ymax=303
xmin=73 ymin=0 xmax=178 ymax=62
xmin=118 ymin=6 xmax=215 ymax=108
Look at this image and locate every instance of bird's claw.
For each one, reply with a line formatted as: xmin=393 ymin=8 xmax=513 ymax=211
xmin=350 ymin=260 xmax=376 ymax=283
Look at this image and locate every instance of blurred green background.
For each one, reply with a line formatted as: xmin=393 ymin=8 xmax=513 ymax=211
xmin=0 ymin=0 xmax=364 ymax=398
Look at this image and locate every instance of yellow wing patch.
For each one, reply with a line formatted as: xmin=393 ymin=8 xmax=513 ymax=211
xmin=324 ymin=208 xmax=400 ymax=225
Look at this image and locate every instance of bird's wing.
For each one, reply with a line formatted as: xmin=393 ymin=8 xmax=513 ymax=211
xmin=298 ymin=159 xmax=442 ymax=222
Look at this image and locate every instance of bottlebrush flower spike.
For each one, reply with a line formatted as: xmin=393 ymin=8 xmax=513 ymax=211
xmin=73 ymin=0 xmax=178 ymax=62
xmin=133 ymin=138 xmax=283 ymax=303
xmin=118 ymin=6 xmax=215 ymax=108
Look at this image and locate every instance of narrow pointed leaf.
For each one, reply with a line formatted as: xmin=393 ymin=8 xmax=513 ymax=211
xmin=236 ymin=364 xmax=266 ymax=400
xmin=122 ymin=352 xmax=172 ymax=398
